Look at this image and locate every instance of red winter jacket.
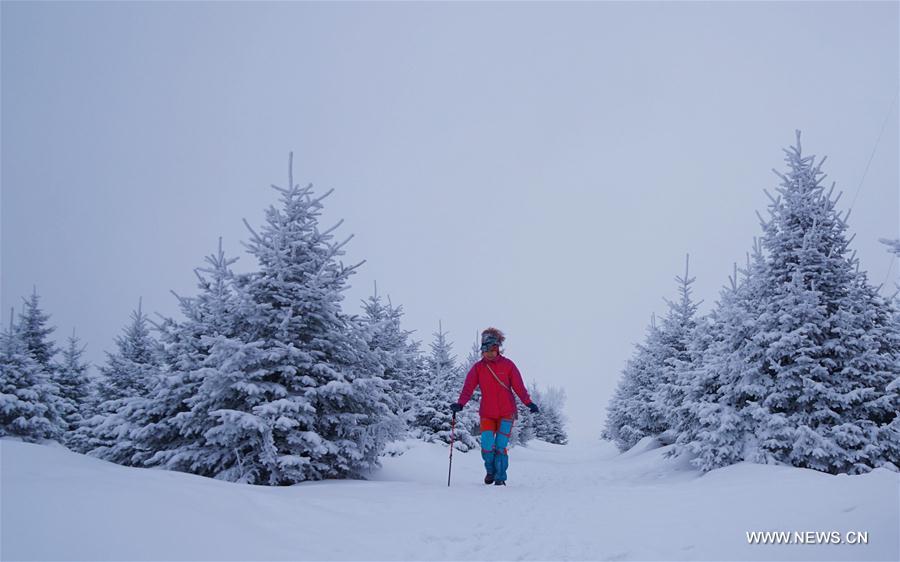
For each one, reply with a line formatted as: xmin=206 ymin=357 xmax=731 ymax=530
xmin=457 ymin=354 xmax=533 ymax=420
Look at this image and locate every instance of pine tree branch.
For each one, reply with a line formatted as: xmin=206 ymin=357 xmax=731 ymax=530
xmin=345 ymin=259 xmax=366 ymax=274
xmin=169 ymin=289 xmax=191 ymax=308
xmin=333 ymin=233 xmax=355 ymax=254
xmin=242 ymin=218 xmax=264 ymax=245
xmin=832 ymin=188 xmax=842 ymax=207
xmin=755 ymin=210 xmax=768 ymax=228
xmin=312 ymin=188 xmax=335 ymax=206
xmin=193 ymin=268 xmax=207 ymax=285
xmin=321 ymin=219 xmax=345 ymax=238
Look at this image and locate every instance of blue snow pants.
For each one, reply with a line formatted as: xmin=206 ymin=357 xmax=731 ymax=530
xmin=480 ymin=418 xmax=514 ymax=482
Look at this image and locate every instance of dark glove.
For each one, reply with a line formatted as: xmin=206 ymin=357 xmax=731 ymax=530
xmin=527 ymin=402 xmax=540 ymax=414
xmin=449 ymin=402 xmax=463 ymax=414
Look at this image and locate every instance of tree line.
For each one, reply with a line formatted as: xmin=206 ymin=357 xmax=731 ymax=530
xmin=604 ymin=132 xmax=899 ymax=475
xmin=0 ymin=154 xmax=567 ymax=485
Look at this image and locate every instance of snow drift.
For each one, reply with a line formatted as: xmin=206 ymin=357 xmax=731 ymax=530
xmin=2 ymin=437 xmax=897 ymax=561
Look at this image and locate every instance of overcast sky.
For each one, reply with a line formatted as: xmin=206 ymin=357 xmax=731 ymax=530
xmin=3 ymin=2 xmax=898 ymax=441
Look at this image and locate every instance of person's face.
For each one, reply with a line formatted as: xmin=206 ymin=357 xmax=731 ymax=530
xmin=482 ymin=346 xmax=499 ymax=360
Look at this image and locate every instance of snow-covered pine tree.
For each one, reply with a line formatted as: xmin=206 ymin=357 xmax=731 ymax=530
xmin=676 ymin=255 xmax=768 ymax=470
xmin=541 ymin=404 xmax=568 ymax=445
xmin=0 ymin=309 xmax=65 ymax=441
xmin=463 ymin=333 xmax=482 ymax=369
xmin=415 ymin=324 xmax=454 ymax=443
xmin=360 ymin=283 xmax=423 ymax=432
xmin=95 ymin=301 xmax=159 ymax=405
xmin=838 ymin=269 xmax=900 ymax=471
xmin=878 ymin=235 xmax=900 ymax=396
xmin=603 ymin=364 xmax=638 ymax=450
xmin=529 ymin=384 xmax=547 ymax=440
xmin=208 ymin=154 xmax=401 ymax=484
xmin=413 ymin=323 xmax=477 ymax=451
xmin=604 ymin=258 xmax=701 ymax=451
xmin=458 ymin=332 xmax=483 ymax=438
xmin=159 ymin=240 xmax=282 ymax=482
xmin=878 ymin=240 xmax=900 ymax=467
xmin=181 ymin=330 xmax=270 ymax=483
xmin=56 ymin=329 xmax=92 ymax=437
xmin=6 ymin=288 xmax=68 ymax=441
xmin=131 ymin=238 xmax=252 ymax=473
xmin=17 ymin=288 xmax=59 ymax=369
xmin=746 ymin=132 xmax=900 ymax=473
xmin=71 ymin=301 xmax=162 ymax=463
xmin=512 ymin=398 xmax=535 ymax=446
xmin=602 ymin=315 xmax=668 ymax=451
xmin=655 ymin=255 xmax=702 ymax=441
xmin=684 ymin=133 xmax=900 ymax=474
xmin=532 ymin=383 xmax=568 ymax=445
xmin=151 ymin=252 xmax=274 ymax=483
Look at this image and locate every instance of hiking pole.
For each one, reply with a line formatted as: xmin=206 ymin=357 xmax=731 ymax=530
xmin=447 ymin=412 xmax=456 ymax=487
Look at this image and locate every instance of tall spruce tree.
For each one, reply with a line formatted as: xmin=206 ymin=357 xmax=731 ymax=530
xmin=603 ymin=315 xmax=668 ymax=451
xmin=656 ymin=255 xmax=702 ymax=438
xmin=512 ymin=399 xmax=535 ymax=446
xmin=182 ymin=332 xmax=270 ymax=482
xmin=682 ymin=133 xmax=900 ymax=474
xmin=13 ymin=288 xmax=68 ymax=439
xmin=531 ymin=383 xmax=568 ymax=445
xmin=360 ymin=284 xmax=422 ymax=432
xmin=677 ymin=255 xmax=769 ymax=470
xmin=605 ymin=258 xmax=702 ymax=451
xmin=202 ymin=154 xmax=401 ymax=484
xmin=161 ymin=264 xmax=272 ymax=483
xmin=458 ymin=333 xmax=483 ymax=439
xmin=56 ymin=330 xmax=92 ymax=437
xmin=132 ymin=239 xmax=251 ymax=473
xmin=879 ymin=239 xmax=900 ymax=430
xmin=750 ymin=133 xmax=900 ymax=473
xmin=540 ymin=402 xmax=568 ymax=445
xmin=17 ymin=288 xmax=58 ymax=369
xmin=0 ymin=309 xmax=65 ymax=441
xmin=71 ymin=301 xmax=162 ymax=463
xmin=413 ymin=324 xmax=477 ymax=451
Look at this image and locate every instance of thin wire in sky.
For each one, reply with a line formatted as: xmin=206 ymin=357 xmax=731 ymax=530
xmin=881 ymin=253 xmax=897 ymax=288
xmin=848 ymin=90 xmax=899 ymax=212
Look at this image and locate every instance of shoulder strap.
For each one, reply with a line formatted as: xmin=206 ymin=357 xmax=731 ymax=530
xmin=484 ymin=362 xmax=511 ymax=391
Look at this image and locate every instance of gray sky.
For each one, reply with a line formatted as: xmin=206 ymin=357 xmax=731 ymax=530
xmin=3 ymin=2 xmax=898 ymax=441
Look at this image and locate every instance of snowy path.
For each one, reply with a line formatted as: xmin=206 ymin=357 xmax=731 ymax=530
xmin=2 ymin=438 xmax=898 ymax=561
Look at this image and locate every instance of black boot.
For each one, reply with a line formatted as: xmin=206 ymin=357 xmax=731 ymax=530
xmin=484 ymin=473 xmax=494 ymax=485
xmin=493 ymin=480 xmax=506 ymax=486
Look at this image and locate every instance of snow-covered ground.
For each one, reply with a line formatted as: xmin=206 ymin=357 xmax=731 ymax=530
xmin=2 ymin=437 xmax=897 ymax=561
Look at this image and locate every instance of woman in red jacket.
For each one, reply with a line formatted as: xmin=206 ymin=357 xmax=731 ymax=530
xmin=451 ymin=328 xmax=539 ymax=486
